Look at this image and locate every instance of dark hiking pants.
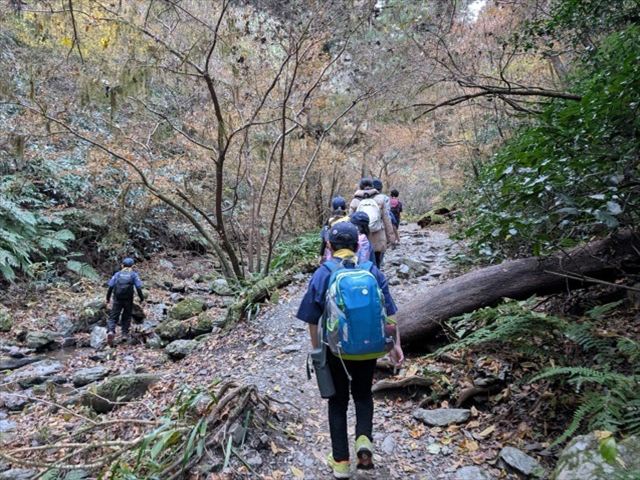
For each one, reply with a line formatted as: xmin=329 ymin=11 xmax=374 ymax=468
xmin=327 ymin=352 xmax=377 ymax=461
xmin=374 ymin=251 xmax=385 ymax=269
xmin=108 ymin=299 xmax=132 ymax=335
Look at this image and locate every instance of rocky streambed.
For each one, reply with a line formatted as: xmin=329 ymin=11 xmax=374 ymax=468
xmin=2 ymin=224 xmax=634 ymax=479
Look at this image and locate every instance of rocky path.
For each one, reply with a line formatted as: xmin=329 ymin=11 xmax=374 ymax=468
xmin=1 ymin=224 xmax=522 ymax=480
xmin=204 ymin=225 xmax=483 ymax=479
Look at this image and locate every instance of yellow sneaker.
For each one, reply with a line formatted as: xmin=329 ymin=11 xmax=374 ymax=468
xmin=327 ymin=454 xmax=351 ymax=479
xmin=355 ymin=435 xmax=374 ymax=470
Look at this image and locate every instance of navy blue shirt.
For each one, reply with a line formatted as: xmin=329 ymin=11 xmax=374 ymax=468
xmin=296 ymin=252 xmax=398 ymax=325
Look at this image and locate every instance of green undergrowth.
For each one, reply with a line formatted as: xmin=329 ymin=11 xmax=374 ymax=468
xmin=270 ymin=231 xmax=319 ymax=271
xmin=458 ymin=25 xmax=640 ymax=261
xmin=435 ymin=297 xmax=640 ymax=446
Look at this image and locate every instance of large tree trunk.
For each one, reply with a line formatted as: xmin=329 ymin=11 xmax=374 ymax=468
xmin=398 ymin=230 xmax=640 ymax=348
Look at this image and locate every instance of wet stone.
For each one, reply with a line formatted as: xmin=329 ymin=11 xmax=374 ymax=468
xmin=4 ymin=360 xmax=64 ymax=388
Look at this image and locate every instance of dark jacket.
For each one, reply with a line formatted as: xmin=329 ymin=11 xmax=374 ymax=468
xmin=107 ymin=268 xmax=144 ymax=302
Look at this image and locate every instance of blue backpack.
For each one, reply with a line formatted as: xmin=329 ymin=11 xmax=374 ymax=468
xmin=322 ymin=259 xmax=393 ymax=360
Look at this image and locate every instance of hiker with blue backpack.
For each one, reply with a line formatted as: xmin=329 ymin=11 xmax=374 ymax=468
xmin=297 ymin=222 xmax=404 ymax=478
xmin=106 ymin=257 xmax=144 ymax=347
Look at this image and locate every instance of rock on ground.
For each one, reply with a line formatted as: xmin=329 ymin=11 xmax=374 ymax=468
xmin=55 ymin=313 xmax=76 ymax=336
xmin=72 ymin=366 xmax=109 ymax=387
xmin=0 ymin=469 xmax=36 ymax=480
xmin=499 ymin=446 xmax=542 ymax=476
xmin=551 ymin=433 xmax=640 ymax=480
xmin=25 ymin=331 xmax=59 ymax=351
xmin=0 ymin=356 xmax=43 ymax=370
xmin=169 ymin=298 xmax=206 ymax=320
xmin=0 ymin=390 xmax=32 ymax=411
xmin=82 ymin=374 xmax=160 ymax=413
xmin=4 ymin=360 xmax=64 ymax=388
xmin=454 ymin=466 xmax=496 ymax=480
xmin=210 ymin=278 xmax=233 ymax=296
xmin=90 ymin=326 xmax=108 ymax=349
xmin=165 ymin=339 xmax=197 ymax=360
xmin=412 ymin=408 xmax=470 ymax=426
xmin=0 ymin=305 xmax=12 ymax=332
xmin=156 ymin=319 xmax=187 ymax=341
xmin=0 ymin=418 xmax=17 ymax=434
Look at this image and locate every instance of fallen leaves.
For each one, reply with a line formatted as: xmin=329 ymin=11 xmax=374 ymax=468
xmin=290 ymin=466 xmax=305 ymax=479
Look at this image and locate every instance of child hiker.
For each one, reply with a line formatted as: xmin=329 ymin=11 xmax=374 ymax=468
xmin=349 ymin=211 xmax=375 ymax=265
xmin=319 ymin=196 xmax=350 ymax=263
xmin=297 ymin=222 xmax=404 ymax=478
xmin=390 ymin=188 xmax=403 ymax=243
xmin=106 ymin=257 xmax=144 ymax=347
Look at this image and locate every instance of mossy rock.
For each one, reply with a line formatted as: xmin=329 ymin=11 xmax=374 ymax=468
xmin=0 ymin=306 xmax=12 ymax=332
xmin=551 ymin=433 xmax=640 ymax=480
xmin=210 ymin=278 xmax=233 ymax=296
xmin=82 ymin=374 xmax=160 ymax=413
xmin=417 ymin=211 xmax=447 ymax=228
xmin=156 ymin=319 xmax=187 ymax=341
xmin=193 ymin=311 xmax=224 ymax=335
xmin=169 ymin=298 xmax=206 ymax=321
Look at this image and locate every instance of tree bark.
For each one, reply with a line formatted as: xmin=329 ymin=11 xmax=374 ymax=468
xmin=398 ymin=230 xmax=640 ymax=348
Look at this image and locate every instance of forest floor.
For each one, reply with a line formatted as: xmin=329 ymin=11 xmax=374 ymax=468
xmin=1 ymin=224 xmax=542 ymax=480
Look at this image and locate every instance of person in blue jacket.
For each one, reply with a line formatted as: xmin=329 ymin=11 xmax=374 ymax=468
xmin=297 ymin=222 xmax=404 ymax=478
xmin=106 ymin=257 xmax=144 ymax=347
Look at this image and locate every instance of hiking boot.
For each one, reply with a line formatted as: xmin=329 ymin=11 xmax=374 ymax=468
xmin=355 ymin=435 xmax=374 ymax=470
xmin=106 ymin=331 xmax=115 ymax=348
xmin=327 ymin=454 xmax=351 ymax=479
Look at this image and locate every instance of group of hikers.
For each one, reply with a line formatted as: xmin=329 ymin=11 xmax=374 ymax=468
xmin=105 ymin=177 xmax=405 ymax=478
xmin=298 ymin=177 xmax=405 ymax=478
xmin=318 ymin=177 xmax=404 ymax=269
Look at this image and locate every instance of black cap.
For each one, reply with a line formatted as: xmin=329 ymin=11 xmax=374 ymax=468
xmin=328 ymin=221 xmax=359 ymax=246
xmin=350 ymin=211 xmax=370 ymax=228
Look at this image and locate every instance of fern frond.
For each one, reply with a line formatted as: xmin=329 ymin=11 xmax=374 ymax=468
xmin=586 ymin=300 xmax=624 ymax=320
xmin=531 ymin=367 xmax=633 ymax=386
xmin=553 ymin=392 xmax=604 ymax=446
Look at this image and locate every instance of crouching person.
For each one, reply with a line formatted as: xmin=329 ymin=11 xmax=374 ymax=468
xmin=106 ymin=257 xmax=144 ymax=347
xmin=296 ymin=222 xmax=404 ymax=478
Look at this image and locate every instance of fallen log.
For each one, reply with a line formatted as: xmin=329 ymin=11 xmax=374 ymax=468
xmin=223 ymin=261 xmax=315 ymax=328
xmin=398 ymin=230 xmax=640 ymax=348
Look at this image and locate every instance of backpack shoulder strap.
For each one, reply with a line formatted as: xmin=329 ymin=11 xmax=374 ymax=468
xmin=324 ymin=259 xmax=343 ymax=274
xmin=358 ymin=260 xmax=374 ymax=272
